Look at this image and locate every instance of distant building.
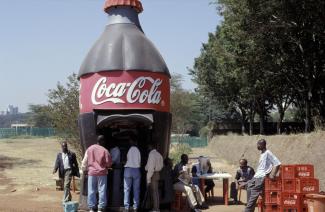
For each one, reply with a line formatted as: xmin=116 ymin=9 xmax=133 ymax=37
xmin=6 ymin=105 xmax=19 ymax=115
xmin=0 ymin=111 xmax=5 ymax=115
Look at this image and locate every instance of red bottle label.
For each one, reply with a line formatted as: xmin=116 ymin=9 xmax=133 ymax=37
xmin=80 ymin=71 xmax=170 ymax=113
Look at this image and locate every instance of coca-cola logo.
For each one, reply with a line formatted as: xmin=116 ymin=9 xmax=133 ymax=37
xmin=303 ymin=186 xmax=315 ymax=192
xmin=91 ymin=77 xmax=163 ymax=105
xmin=283 ymin=200 xmax=296 ymax=205
xmin=298 ymin=172 xmax=310 ymax=177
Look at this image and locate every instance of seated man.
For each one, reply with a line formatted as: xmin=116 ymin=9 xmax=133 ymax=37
xmin=230 ymin=158 xmax=255 ymax=204
xmin=191 ymin=157 xmax=215 ymax=197
xmin=173 ymin=154 xmax=209 ymax=212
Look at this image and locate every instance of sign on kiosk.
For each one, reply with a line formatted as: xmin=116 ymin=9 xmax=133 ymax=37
xmin=80 ymin=71 xmax=170 ymax=113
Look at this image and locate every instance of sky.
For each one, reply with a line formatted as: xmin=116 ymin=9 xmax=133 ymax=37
xmin=0 ymin=0 xmax=221 ymax=113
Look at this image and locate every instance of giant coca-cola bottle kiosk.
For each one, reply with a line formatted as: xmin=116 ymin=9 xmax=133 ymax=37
xmin=78 ymin=0 xmax=172 ymax=210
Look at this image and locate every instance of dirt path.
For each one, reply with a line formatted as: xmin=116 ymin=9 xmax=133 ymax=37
xmin=0 ymin=138 xmax=74 ymax=212
xmin=0 ymin=139 xmax=246 ymax=212
xmin=189 ymin=147 xmax=246 ymax=212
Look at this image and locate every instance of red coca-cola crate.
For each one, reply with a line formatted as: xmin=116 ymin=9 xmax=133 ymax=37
xmin=281 ymin=193 xmax=302 ymax=208
xmin=295 ymin=164 xmax=314 ymax=178
xmin=265 ymin=177 xmax=282 ymax=191
xmin=265 ymin=204 xmax=281 ymax=212
xmin=265 ymin=191 xmax=281 ymax=205
xmin=282 ymin=179 xmax=296 ymax=192
xmin=281 ymin=165 xmax=296 ymax=179
xmin=296 ymin=178 xmax=319 ymax=194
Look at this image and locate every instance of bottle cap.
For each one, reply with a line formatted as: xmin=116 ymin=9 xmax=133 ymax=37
xmin=104 ymin=0 xmax=143 ymax=13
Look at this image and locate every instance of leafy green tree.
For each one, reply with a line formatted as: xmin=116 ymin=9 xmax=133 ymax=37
xmin=47 ymin=73 xmax=81 ymax=154
xmin=28 ymin=104 xmax=53 ymax=127
xmin=171 ymin=74 xmax=203 ymax=135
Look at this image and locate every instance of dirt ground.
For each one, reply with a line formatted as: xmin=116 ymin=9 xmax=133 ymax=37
xmin=0 ymin=138 xmax=245 ymax=212
xmin=209 ymin=132 xmax=325 ymax=191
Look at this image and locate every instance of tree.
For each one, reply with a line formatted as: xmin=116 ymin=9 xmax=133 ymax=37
xmin=170 ymin=74 xmax=203 ymax=136
xmin=47 ymin=73 xmax=81 ymax=154
xmin=192 ymin=0 xmax=325 ymax=135
xmin=28 ymin=104 xmax=53 ymax=127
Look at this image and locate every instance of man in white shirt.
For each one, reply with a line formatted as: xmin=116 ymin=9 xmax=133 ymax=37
xmin=124 ymin=137 xmax=141 ymax=211
xmin=53 ymin=142 xmax=80 ymax=203
xmin=244 ymin=139 xmax=281 ymax=212
xmin=145 ymin=144 xmax=164 ymax=212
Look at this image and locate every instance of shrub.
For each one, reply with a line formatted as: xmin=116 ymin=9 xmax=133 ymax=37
xmin=169 ymin=143 xmax=192 ymax=164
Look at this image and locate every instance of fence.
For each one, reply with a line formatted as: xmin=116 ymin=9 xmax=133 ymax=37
xmin=171 ymin=136 xmax=208 ymax=148
xmin=0 ymin=128 xmax=55 ymax=138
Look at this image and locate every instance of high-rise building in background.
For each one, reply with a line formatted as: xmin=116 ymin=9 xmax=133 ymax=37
xmin=6 ymin=105 xmax=19 ymax=115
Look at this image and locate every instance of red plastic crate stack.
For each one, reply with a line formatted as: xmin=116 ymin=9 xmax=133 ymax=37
xmin=281 ymin=164 xmax=319 ymax=212
xmin=262 ymin=164 xmax=319 ymax=212
xmin=264 ymin=177 xmax=282 ymax=212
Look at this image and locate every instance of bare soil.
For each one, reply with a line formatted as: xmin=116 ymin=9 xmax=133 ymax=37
xmin=0 ymin=138 xmax=245 ymax=212
xmin=208 ymin=132 xmax=325 ymax=191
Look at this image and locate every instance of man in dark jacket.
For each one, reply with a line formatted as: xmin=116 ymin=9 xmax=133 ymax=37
xmin=53 ymin=142 xmax=80 ymax=202
xmin=230 ymin=158 xmax=255 ymax=204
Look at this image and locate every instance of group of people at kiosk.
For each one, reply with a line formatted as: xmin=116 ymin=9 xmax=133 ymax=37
xmin=80 ymin=135 xmax=164 ymax=212
xmin=54 ymin=137 xmax=280 ymax=212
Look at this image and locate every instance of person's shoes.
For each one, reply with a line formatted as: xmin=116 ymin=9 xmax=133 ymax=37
xmin=123 ymin=208 xmax=130 ymax=212
xmin=196 ymin=203 xmax=209 ymax=210
xmin=132 ymin=208 xmax=138 ymax=212
xmin=191 ymin=208 xmax=201 ymax=212
xmin=89 ymin=209 xmax=95 ymax=212
xmin=201 ymin=202 xmax=209 ymax=209
xmin=98 ymin=208 xmax=104 ymax=212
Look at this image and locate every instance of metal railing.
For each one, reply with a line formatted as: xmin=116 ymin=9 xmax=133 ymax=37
xmin=0 ymin=128 xmax=55 ymax=138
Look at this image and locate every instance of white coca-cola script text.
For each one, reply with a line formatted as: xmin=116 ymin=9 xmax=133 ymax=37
xmin=91 ymin=77 xmax=163 ymax=105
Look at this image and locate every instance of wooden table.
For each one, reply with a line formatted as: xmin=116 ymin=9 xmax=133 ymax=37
xmin=195 ymin=173 xmax=232 ymax=205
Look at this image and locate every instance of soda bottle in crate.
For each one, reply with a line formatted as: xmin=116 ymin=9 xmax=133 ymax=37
xmin=282 ymin=179 xmax=296 ymax=193
xmin=265 ymin=177 xmax=282 ymax=191
xmin=265 ymin=191 xmax=281 ymax=205
xmin=281 ymin=165 xmax=296 ymax=179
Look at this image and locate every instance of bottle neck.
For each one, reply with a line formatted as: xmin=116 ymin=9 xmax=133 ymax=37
xmin=106 ymin=7 xmax=142 ymax=30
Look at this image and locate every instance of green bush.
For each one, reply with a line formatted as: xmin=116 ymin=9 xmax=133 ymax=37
xmin=199 ymin=126 xmax=209 ymax=138
xmin=169 ymin=143 xmax=192 ymax=164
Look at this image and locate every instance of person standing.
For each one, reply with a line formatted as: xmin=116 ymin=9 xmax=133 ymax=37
xmin=244 ymin=139 xmax=281 ymax=212
xmin=159 ymin=158 xmax=174 ymax=210
xmin=145 ymin=144 xmax=164 ymax=212
xmin=124 ymin=137 xmax=141 ymax=211
xmin=53 ymin=142 xmax=80 ymax=203
xmin=110 ymin=143 xmax=121 ymax=206
xmin=81 ymin=135 xmax=112 ymax=212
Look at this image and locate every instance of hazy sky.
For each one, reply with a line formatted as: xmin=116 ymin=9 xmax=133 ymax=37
xmin=0 ymin=0 xmax=221 ymax=112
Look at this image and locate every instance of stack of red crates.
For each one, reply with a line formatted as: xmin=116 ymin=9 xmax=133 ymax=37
xmin=262 ymin=164 xmax=319 ymax=212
